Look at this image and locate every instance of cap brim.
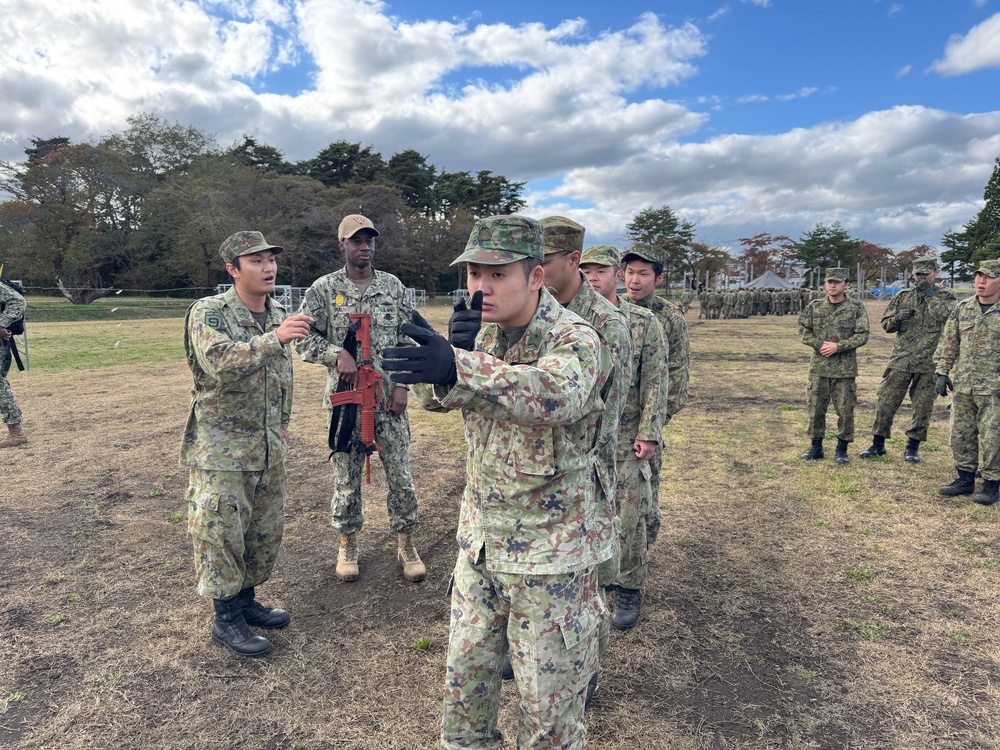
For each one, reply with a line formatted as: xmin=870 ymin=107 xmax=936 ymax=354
xmin=450 ymin=248 xmax=526 ymax=266
xmin=340 ymin=228 xmax=380 ymax=240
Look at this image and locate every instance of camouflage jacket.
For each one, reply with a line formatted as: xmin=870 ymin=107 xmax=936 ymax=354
xmin=0 ymin=282 xmax=26 ymax=330
xmin=295 ymin=268 xmax=413 ymax=410
xmin=616 ymin=299 xmax=667 ymax=461
xmin=181 ymin=287 xmax=293 ymax=471
xmin=882 ymin=284 xmax=957 ymax=373
xmin=628 ymin=293 xmax=690 ymax=422
xmin=934 ymin=296 xmax=1000 ymax=395
xmin=413 ymin=288 xmax=611 ymax=574
xmin=798 ymin=297 xmax=870 ymax=377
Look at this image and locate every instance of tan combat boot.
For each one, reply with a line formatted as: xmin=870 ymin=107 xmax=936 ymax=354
xmin=336 ymin=533 xmax=359 ymax=582
xmin=0 ymin=422 xmax=27 ymax=449
xmin=397 ymin=532 xmax=426 ymax=582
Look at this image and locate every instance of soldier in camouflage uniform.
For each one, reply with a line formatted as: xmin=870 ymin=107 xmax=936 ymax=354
xmin=680 ymin=287 xmax=694 ymax=314
xmin=182 ymin=231 xmax=314 ymax=657
xmin=0 ymin=279 xmax=27 ymax=448
xmin=581 ymin=244 xmax=667 ymax=633
xmin=295 ymin=215 xmax=425 ymax=583
xmin=798 ymin=268 xmax=870 ymax=464
xmin=860 ymin=256 xmax=957 ymax=463
xmin=383 ymin=215 xmax=610 ymax=749
xmin=934 ymin=259 xmax=1000 ymax=505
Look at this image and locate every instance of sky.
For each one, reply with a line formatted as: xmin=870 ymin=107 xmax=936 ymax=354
xmin=2 ymin=0 xmax=1000 ymax=254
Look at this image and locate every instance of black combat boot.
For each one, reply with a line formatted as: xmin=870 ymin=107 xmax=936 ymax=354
xmin=800 ymin=438 xmax=824 ymax=460
xmin=904 ymin=438 xmax=921 ymax=463
xmin=584 ymin=673 xmax=599 ymax=709
xmin=238 ymin=587 xmax=290 ymax=629
xmin=212 ymin=596 xmax=272 ymax=657
xmin=973 ymin=479 xmax=999 ymax=506
xmin=859 ymin=435 xmax=886 ymax=459
xmin=835 ymin=439 xmax=850 ymax=464
xmin=611 ymin=588 xmax=642 ymax=631
xmin=499 ymin=652 xmax=514 ymax=681
xmin=938 ymin=470 xmax=976 ymax=497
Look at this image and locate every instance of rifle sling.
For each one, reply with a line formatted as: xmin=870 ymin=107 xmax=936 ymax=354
xmin=4 ymin=339 xmax=23 ymax=372
xmin=328 ymin=320 xmax=363 ymax=458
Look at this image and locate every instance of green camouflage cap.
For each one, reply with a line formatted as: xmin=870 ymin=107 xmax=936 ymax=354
xmin=220 ymin=231 xmax=283 ymax=264
xmin=540 ymin=216 xmax=584 ymax=255
xmin=912 ymin=255 xmax=938 ymax=273
xmin=623 ymin=242 xmax=664 ymax=265
xmin=580 ymin=244 xmax=622 ymax=267
xmin=974 ymin=258 xmax=1000 ymax=278
xmin=451 ymin=215 xmax=544 ymax=266
xmin=825 ymin=267 xmax=849 ymax=282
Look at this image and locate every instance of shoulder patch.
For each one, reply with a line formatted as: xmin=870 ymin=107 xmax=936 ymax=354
xmin=204 ymin=312 xmax=226 ymax=331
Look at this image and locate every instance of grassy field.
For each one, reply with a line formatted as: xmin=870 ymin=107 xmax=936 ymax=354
xmin=1 ymin=301 xmax=998 ymax=749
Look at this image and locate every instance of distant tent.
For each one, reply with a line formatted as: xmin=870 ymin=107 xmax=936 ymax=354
xmin=744 ymin=270 xmax=797 ymax=290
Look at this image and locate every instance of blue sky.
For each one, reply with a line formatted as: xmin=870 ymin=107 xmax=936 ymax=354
xmin=1 ymin=0 xmax=999 ymax=253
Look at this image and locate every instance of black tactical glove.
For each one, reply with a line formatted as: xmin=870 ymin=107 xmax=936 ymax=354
xmin=448 ymin=290 xmax=483 ymax=351
xmin=382 ymin=311 xmax=458 ymax=387
xmin=895 ymin=309 xmax=916 ymax=323
xmin=935 ymin=374 xmax=953 ymax=397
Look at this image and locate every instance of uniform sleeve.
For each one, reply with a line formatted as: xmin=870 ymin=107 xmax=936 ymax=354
xmin=440 ymin=325 xmax=601 ymax=427
xmin=934 ymin=307 xmax=960 ymax=375
xmin=0 ymin=287 xmax=25 ymax=329
xmin=799 ymin=304 xmax=823 ymax=351
xmin=926 ymin=288 xmax=958 ymax=324
xmin=635 ymin=317 xmax=666 ymax=443
xmin=837 ymin=303 xmax=869 ymax=352
xmin=186 ymin=302 xmax=284 ymax=384
xmin=881 ymin=293 xmax=901 ymax=333
xmin=294 ymin=283 xmax=341 ymax=366
xmin=664 ymin=309 xmax=689 ymax=420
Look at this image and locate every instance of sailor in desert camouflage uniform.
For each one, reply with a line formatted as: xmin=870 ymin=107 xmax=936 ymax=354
xmin=295 ymin=214 xmax=425 ymax=583
xmin=182 ymin=231 xmax=313 ymax=657
xmin=859 ymin=255 xmax=956 ymax=463
xmin=581 ymin=244 xmax=667 ymax=632
xmin=384 ymin=215 xmax=609 ymax=750
xmin=934 ymin=259 xmax=1000 ymax=506
xmin=798 ymin=268 xmax=870 ymax=464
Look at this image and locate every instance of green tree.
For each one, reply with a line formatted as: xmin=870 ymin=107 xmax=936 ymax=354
xmin=303 ymin=141 xmax=387 ymax=188
xmin=966 ymin=155 xmax=1000 ymax=264
xmin=387 ymin=149 xmax=436 ymax=215
xmin=794 ymin=222 xmax=861 ymax=279
xmin=940 ymin=228 xmax=972 ymax=281
xmin=625 ymin=205 xmax=696 ymax=287
xmin=228 ymin=135 xmax=291 ymax=174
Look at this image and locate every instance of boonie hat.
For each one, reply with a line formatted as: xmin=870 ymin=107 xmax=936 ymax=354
xmin=974 ymin=259 xmax=1000 ymax=278
xmin=338 ymin=214 xmax=380 ymax=240
xmin=825 ymin=267 xmax=849 ymax=282
xmin=580 ymin=245 xmax=622 ymax=267
xmin=220 ymin=231 xmax=284 ymax=264
xmin=540 ymin=216 xmax=585 ymax=255
xmin=451 ymin=215 xmax=544 ymax=266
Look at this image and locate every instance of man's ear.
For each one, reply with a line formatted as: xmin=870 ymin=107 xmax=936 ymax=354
xmin=528 ymin=264 xmax=546 ymax=291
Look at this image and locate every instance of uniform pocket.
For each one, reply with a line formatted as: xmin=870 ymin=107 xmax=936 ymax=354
xmin=556 ymin=595 xmax=605 ymax=651
xmin=510 ymin=426 xmax=555 ymax=477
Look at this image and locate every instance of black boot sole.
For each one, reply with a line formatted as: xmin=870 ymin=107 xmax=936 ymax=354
xmin=211 ymin=632 xmax=272 ymax=657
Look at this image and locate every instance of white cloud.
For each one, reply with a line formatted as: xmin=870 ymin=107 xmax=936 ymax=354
xmin=931 ymin=11 xmax=1000 ymax=75
xmin=896 ymin=64 xmax=912 ymax=78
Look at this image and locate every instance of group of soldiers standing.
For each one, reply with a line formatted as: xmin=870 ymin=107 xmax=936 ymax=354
xmin=697 ymin=285 xmax=818 ymax=319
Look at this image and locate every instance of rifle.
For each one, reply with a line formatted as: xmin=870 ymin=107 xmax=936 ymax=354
xmin=328 ymin=313 xmax=382 ymax=483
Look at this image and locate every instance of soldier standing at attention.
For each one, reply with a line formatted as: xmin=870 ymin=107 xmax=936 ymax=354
xmin=295 ymin=214 xmax=425 ymax=583
xmin=182 ymin=231 xmax=313 ymax=657
xmin=798 ymin=268 xmax=870 ymax=464
xmin=383 ymin=215 xmax=610 ymax=749
xmin=0 ymin=278 xmax=27 ymax=448
xmin=581 ymin=244 xmax=667 ymax=631
xmin=680 ymin=286 xmax=694 ymax=314
xmin=859 ymin=256 xmax=956 ymax=462
xmin=934 ymin=259 xmax=1000 ymax=506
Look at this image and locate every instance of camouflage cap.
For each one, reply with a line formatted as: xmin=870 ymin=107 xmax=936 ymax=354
xmin=540 ymin=216 xmax=584 ymax=255
xmin=580 ymin=244 xmax=622 ymax=267
xmin=622 ymin=242 xmax=664 ymax=265
xmin=338 ymin=214 xmax=380 ymax=240
xmin=219 ymin=231 xmax=284 ymax=264
xmin=974 ymin=259 xmax=1000 ymax=278
xmin=825 ymin=267 xmax=849 ymax=282
xmin=912 ymin=255 xmax=938 ymax=273
xmin=450 ymin=215 xmax=544 ymax=266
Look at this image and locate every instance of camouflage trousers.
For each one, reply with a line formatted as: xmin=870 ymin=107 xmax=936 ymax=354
xmin=950 ymin=392 xmax=1000 ymax=481
xmin=871 ymin=369 xmax=936 ymax=442
xmin=328 ymin=408 xmax=418 ymax=535
xmin=186 ymin=465 xmax=286 ymax=600
xmin=807 ymin=375 xmax=857 ymax=442
xmin=647 ymin=441 xmax=663 ymax=546
xmin=0 ymin=345 xmax=22 ymax=425
xmin=613 ymin=457 xmax=653 ymax=591
xmin=441 ymin=552 xmax=602 ymax=750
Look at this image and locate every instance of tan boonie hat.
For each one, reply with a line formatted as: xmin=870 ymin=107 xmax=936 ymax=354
xmin=219 ymin=231 xmax=284 ymax=264
xmin=974 ymin=259 xmax=1000 ymax=278
xmin=580 ymin=244 xmax=622 ymax=268
xmin=540 ymin=216 xmax=584 ymax=255
xmin=338 ymin=214 xmax=380 ymax=240
xmin=623 ymin=242 xmax=664 ymax=266
xmin=912 ymin=255 xmax=938 ymax=273
xmin=825 ymin=267 xmax=849 ymax=282
xmin=451 ymin=215 xmax=544 ymax=266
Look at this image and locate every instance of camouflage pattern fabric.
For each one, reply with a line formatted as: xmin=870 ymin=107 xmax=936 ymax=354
xmin=181 ymin=287 xmax=292 ymax=471
xmin=882 ymin=284 xmax=957 ymax=373
xmin=806 ymin=374 xmax=858 ymax=442
xmin=798 ymin=297 xmax=870 ymax=378
xmin=627 ymin=293 xmax=689 ymax=424
xmin=441 ymin=552 xmax=601 ymax=749
xmin=0 ymin=282 xmax=25 ymax=425
xmin=186 ymin=465 xmax=286 ymax=599
xmin=613 ymin=457 xmax=653 ymax=590
xmin=949 ymin=393 xmax=1000 ymax=481
xmin=680 ymin=289 xmax=694 ymax=313
xmin=934 ymin=296 xmax=1000 ymax=395
xmin=871 ymin=370 xmax=938 ymax=442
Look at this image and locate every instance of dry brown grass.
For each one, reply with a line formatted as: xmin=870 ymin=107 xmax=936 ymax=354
xmin=1 ymin=302 xmax=999 ymax=749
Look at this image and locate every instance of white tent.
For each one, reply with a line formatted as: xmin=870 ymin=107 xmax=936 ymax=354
xmin=743 ymin=270 xmax=797 ymax=290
